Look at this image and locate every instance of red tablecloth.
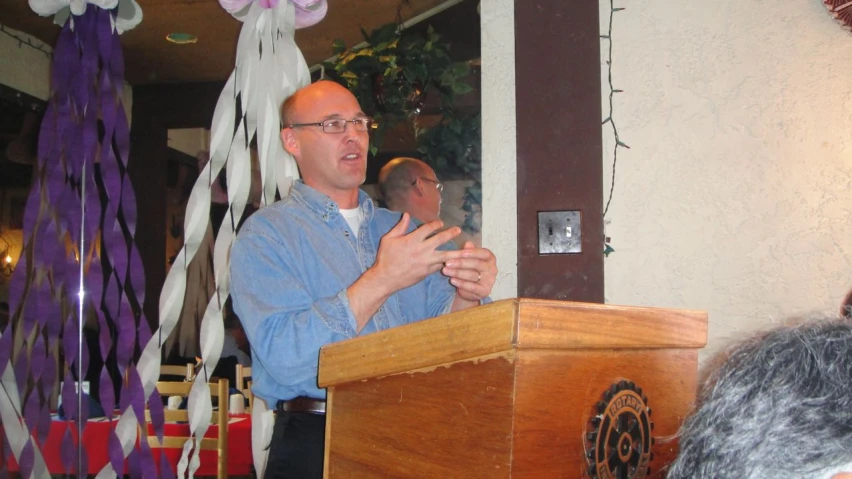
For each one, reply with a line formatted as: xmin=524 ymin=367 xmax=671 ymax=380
xmin=4 ymin=414 xmax=252 ymax=476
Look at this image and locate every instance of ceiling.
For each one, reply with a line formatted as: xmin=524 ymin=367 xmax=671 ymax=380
xmin=0 ymin=0 xmax=480 ymax=85
xmin=1 ymin=0 xmax=480 ymax=187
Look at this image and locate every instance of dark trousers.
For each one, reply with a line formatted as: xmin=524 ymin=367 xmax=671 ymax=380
xmin=265 ymin=411 xmax=326 ymax=479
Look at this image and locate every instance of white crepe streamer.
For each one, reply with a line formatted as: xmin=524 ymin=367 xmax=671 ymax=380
xmin=180 ymin=108 xmax=251 ymax=479
xmin=29 ymin=0 xmax=143 ymax=34
xmin=29 ymin=0 xmax=116 ymax=16
xmin=1 ymin=360 xmax=49 ymax=479
xmin=133 ymin=1 xmax=309 ymax=477
xmin=93 ymin=411 xmax=138 ymax=479
xmin=250 ymin=397 xmax=275 ymax=478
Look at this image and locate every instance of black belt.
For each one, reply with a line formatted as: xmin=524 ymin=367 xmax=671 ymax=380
xmin=277 ymin=397 xmax=326 ymax=415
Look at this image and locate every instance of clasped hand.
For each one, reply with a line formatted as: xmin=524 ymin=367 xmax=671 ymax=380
xmin=374 ymin=213 xmax=497 ymax=301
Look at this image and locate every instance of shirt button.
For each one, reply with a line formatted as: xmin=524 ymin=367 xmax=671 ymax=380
xmin=343 ymin=231 xmax=350 ymax=237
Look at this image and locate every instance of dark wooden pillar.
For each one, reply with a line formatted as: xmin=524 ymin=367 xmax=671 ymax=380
xmin=129 ymin=82 xmax=224 ymax=328
xmin=514 ymin=0 xmax=604 ymax=302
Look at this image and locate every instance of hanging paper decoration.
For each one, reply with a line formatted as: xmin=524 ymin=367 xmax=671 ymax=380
xmin=0 ymin=1 xmax=145 ymax=478
xmin=138 ymin=0 xmax=322 ymax=476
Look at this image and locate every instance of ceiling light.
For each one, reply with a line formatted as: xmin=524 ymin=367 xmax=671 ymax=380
xmin=166 ymin=33 xmax=198 ymax=44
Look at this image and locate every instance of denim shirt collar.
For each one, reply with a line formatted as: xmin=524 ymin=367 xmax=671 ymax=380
xmin=291 ymin=180 xmax=375 ymax=223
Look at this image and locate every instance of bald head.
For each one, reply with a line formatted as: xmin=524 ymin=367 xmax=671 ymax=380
xmin=281 ymin=80 xmax=354 ymax=127
xmin=279 ymin=80 xmax=370 ymax=208
xmin=378 ymin=157 xmax=442 ymax=223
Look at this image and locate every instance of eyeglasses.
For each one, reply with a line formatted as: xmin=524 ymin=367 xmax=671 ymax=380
xmin=285 ymin=117 xmax=375 ymax=134
xmin=413 ymin=177 xmax=444 ymax=193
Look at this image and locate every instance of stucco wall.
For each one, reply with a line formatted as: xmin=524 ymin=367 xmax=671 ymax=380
xmin=480 ymin=0 xmax=518 ymax=301
xmin=0 ymin=25 xmax=52 ymax=100
xmin=601 ymin=0 xmax=852 ymax=360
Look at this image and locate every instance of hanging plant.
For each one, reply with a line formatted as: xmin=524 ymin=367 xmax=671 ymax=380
xmin=323 ymin=23 xmax=474 ymax=153
xmin=323 ymin=22 xmax=481 ymax=232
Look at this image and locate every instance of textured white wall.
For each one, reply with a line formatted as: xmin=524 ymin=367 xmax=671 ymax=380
xmin=601 ymin=0 xmax=852 ymax=360
xmin=0 ymin=25 xmax=52 ymax=100
xmin=480 ymin=0 xmax=518 ymax=301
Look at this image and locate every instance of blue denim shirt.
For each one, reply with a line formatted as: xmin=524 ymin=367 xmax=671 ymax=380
xmin=230 ymin=181 xmax=458 ymax=403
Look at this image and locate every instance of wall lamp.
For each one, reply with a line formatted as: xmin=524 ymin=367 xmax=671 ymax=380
xmin=0 ymin=236 xmax=14 ymax=277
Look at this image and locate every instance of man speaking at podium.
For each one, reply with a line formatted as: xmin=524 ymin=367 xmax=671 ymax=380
xmin=230 ymin=81 xmax=497 ymax=478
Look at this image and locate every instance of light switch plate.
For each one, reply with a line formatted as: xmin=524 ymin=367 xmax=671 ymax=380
xmin=538 ymin=211 xmax=582 ymax=254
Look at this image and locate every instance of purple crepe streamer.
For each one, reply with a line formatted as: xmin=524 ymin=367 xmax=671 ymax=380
xmin=42 ymin=352 xmax=57 ymax=393
xmin=89 ymin=258 xmax=118 ymax=416
xmin=124 ymin=367 xmax=145 ymax=427
xmin=23 ymin=392 xmax=42 ymax=447
xmin=32 ymin=338 xmax=54 ymax=448
xmin=108 ymin=429 xmax=124 ymax=476
xmin=0 ymin=329 xmax=13 ymax=376
xmin=19 ymin=282 xmax=43 ymax=339
xmin=6 ymin=239 xmax=27 ymax=304
xmin=137 ymin=317 xmax=152 ymax=364
xmin=30 ymin=338 xmax=45 ymax=380
xmin=147 ymin=387 xmax=165 ymax=443
xmin=159 ymin=450 xmax=176 ymax=479
xmin=62 ymin=317 xmax=79 ymax=375
xmin=36 ymin=391 xmax=52 ymax=449
xmin=52 ymin=423 xmax=83 ymax=477
xmin=44 ymin=300 xmax=63 ymax=343
xmin=138 ymin=438 xmax=157 ymax=479
xmin=102 ymin=270 xmax=120 ymax=327
xmin=60 ymin=372 xmax=77 ymax=419
xmin=3 ymin=5 xmax=150 ymax=477
xmin=18 ymin=439 xmax=34 ymax=479
xmin=35 ymin=105 xmax=54 ymax=168
xmin=29 ymin=333 xmax=47 ymax=383
xmin=83 ymin=174 xmax=101 ymax=246
xmin=13 ymin=347 xmax=29 ymax=397
xmin=79 ymin=441 xmax=90 ymax=477
xmin=127 ymin=444 xmax=141 ymax=479
xmin=60 ymin=426 xmax=75 ymax=473
xmin=128 ymin=247 xmax=145 ymax=305
xmin=79 ymin=330 xmax=91 ymax=386
xmin=98 ymin=369 xmax=115 ymax=419
xmin=116 ymin=305 xmax=136 ymax=373
xmin=24 ymin=335 xmax=46 ymax=444
xmin=25 ymin=286 xmax=43 ymax=338
xmin=97 ymin=353 xmax=116 ymax=417
xmin=110 ymin=82 xmax=129 ymax=168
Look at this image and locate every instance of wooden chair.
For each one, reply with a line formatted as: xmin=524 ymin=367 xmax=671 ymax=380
xmin=145 ymin=378 xmax=229 ymax=479
xmin=159 ymin=363 xmax=194 ymax=381
xmin=235 ymin=364 xmax=253 ymax=412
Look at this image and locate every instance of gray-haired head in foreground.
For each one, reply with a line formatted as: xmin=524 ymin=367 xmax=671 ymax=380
xmin=667 ymin=318 xmax=852 ymax=479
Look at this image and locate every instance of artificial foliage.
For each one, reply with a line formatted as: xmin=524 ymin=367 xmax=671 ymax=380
xmin=323 ymin=22 xmax=482 ymax=232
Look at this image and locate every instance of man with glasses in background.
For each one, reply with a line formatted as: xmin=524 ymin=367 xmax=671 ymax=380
xmin=229 ymin=80 xmax=497 ymax=478
xmin=378 ymin=157 xmax=444 ymax=224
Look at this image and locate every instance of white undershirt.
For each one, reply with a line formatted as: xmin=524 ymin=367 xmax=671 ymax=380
xmin=339 ymin=207 xmax=363 ymax=236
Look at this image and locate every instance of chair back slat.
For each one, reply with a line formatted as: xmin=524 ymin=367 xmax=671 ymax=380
xmin=145 ymin=378 xmax=229 ymax=479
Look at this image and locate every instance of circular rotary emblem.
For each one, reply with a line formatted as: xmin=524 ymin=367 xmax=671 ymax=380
xmin=584 ymin=380 xmax=654 ymax=479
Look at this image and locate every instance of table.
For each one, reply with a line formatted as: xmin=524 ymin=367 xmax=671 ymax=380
xmin=4 ymin=413 xmax=252 ymax=476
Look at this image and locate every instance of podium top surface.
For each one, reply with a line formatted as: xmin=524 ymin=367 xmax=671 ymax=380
xmin=318 ymin=298 xmax=707 ymax=388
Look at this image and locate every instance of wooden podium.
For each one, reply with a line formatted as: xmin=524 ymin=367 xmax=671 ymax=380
xmin=318 ymin=298 xmax=707 ymax=478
